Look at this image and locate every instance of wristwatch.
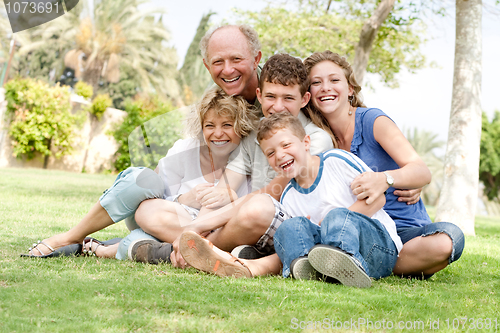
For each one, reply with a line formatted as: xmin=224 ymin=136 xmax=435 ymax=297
xmin=383 ymin=172 xmax=394 ymax=187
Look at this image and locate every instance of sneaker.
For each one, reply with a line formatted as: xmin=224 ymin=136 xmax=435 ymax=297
xmin=290 ymin=256 xmax=322 ymax=280
xmin=231 ymin=245 xmax=267 ymax=259
xmin=308 ymin=245 xmax=372 ymax=288
xmin=128 ymin=239 xmax=172 ymax=264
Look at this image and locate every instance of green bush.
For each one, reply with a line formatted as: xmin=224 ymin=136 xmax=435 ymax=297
xmin=111 ymin=96 xmax=184 ymax=172
xmin=89 ymin=93 xmax=112 ymax=120
xmin=4 ymin=78 xmax=77 ymax=164
xmin=480 ymin=111 xmax=500 ymax=200
xmin=74 ymin=81 xmax=93 ymax=99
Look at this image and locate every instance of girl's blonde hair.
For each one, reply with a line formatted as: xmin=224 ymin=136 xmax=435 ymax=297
xmin=185 ymin=86 xmax=259 ymax=139
xmin=302 ymin=51 xmax=366 ymax=148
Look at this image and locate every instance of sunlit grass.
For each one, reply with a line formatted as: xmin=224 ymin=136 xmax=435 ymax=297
xmin=1 ymin=167 xmax=499 ymax=332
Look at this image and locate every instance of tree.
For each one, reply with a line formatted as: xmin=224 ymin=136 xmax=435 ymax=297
xmin=4 ymin=78 xmax=78 ymax=168
xmin=352 ymin=0 xmax=396 ymax=85
xmin=10 ymin=3 xmax=82 ymax=84
xmin=8 ymin=0 xmax=180 ymax=104
xmin=235 ymin=0 xmax=426 ymax=88
xmin=405 ymin=128 xmax=445 ymax=206
xmin=178 ymin=12 xmax=214 ymax=105
xmin=112 ymin=96 xmax=183 ymax=172
xmin=63 ymin=0 xmax=180 ymax=102
xmin=479 ymin=111 xmax=500 ymax=201
xmin=435 ymin=0 xmax=483 ymax=236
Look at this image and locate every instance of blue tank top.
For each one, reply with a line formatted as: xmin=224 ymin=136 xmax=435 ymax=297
xmin=351 ymin=107 xmax=432 ymax=229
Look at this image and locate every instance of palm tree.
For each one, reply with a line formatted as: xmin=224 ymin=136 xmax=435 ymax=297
xmin=66 ymin=0 xmax=179 ymax=101
xmin=13 ymin=0 xmax=180 ymax=102
xmin=405 ymin=127 xmax=445 ymax=206
xmin=435 ymin=0 xmax=482 ymax=235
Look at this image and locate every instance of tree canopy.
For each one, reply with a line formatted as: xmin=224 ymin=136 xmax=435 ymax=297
xmin=234 ymin=0 xmax=426 ymax=87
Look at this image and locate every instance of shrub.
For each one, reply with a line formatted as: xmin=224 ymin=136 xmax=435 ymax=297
xmin=74 ymin=81 xmax=93 ymax=99
xmin=111 ymin=96 xmax=183 ymax=172
xmin=89 ymin=94 xmax=112 ymax=120
xmin=4 ymin=78 xmax=77 ymax=166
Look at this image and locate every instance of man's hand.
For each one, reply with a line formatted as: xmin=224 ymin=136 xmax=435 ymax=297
xmin=393 ymin=188 xmax=422 ymax=205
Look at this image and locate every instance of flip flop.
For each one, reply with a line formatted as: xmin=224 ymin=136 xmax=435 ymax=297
xmin=20 ymin=241 xmax=83 ymax=258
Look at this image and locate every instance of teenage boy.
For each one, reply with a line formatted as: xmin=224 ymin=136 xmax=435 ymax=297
xmin=178 ymin=113 xmax=403 ymax=287
xmin=158 ymin=54 xmax=333 ymax=268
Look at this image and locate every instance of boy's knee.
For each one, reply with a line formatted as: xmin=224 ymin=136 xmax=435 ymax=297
xmin=237 ymin=195 xmax=275 ymax=231
xmin=324 ymin=207 xmax=350 ymax=220
xmin=322 ymin=208 xmax=350 ymax=228
xmin=275 ymin=217 xmax=306 ymax=238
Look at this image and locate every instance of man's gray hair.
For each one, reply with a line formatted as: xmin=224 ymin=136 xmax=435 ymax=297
xmin=200 ymin=24 xmax=261 ymax=61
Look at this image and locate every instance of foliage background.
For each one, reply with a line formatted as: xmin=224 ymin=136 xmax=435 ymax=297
xmin=4 ymin=78 xmax=79 ymax=167
xmin=112 ymin=97 xmax=184 ymax=172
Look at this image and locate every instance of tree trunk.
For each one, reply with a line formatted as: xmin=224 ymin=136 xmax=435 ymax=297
xmin=81 ymin=115 xmax=97 ymax=173
xmin=43 ymin=138 xmax=52 ymax=169
xmin=352 ymin=0 xmax=396 ymax=85
xmin=435 ymin=0 xmax=482 ymax=236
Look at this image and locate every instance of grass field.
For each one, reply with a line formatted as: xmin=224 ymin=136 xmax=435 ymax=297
xmin=1 ymin=167 xmax=499 ymax=332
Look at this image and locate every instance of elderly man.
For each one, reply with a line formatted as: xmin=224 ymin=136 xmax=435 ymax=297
xmin=200 ymin=25 xmax=262 ymax=105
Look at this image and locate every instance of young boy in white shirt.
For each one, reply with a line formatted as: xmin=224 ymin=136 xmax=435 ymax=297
xmin=258 ymin=113 xmax=402 ymax=287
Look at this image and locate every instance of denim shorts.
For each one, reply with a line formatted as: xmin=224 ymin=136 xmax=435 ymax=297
xmin=397 ymin=222 xmax=465 ymax=264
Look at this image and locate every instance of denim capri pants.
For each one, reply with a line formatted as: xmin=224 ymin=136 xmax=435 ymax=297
xmin=99 ymin=166 xmax=165 ymax=260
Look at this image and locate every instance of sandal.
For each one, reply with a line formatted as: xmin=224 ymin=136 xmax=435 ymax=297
xmin=82 ymin=237 xmax=122 ymax=256
xmin=82 ymin=238 xmax=102 ymax=256
xmin=21 ymin=241 xmax=82 ymax=258
xmin=179 ymin=231 xmax=252 ymax=278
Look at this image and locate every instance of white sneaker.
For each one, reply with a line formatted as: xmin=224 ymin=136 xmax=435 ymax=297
xmin=308 ymin=245 xmax=372 ymax=288
xmin=290 ymin=256 xmax=322 ymax=280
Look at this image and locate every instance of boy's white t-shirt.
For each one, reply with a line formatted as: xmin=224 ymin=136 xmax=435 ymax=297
xmin=280 ymin=149 xmax=403 ymax=252
xmin=226 ymin=111 xmax=334 ymax=191
xmin=157 ymin=138 xmax=251 ymax=200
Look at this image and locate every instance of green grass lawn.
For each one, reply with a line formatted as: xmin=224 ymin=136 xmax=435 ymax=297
xmin=1 ymin=167 xmax=499 ymax=332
